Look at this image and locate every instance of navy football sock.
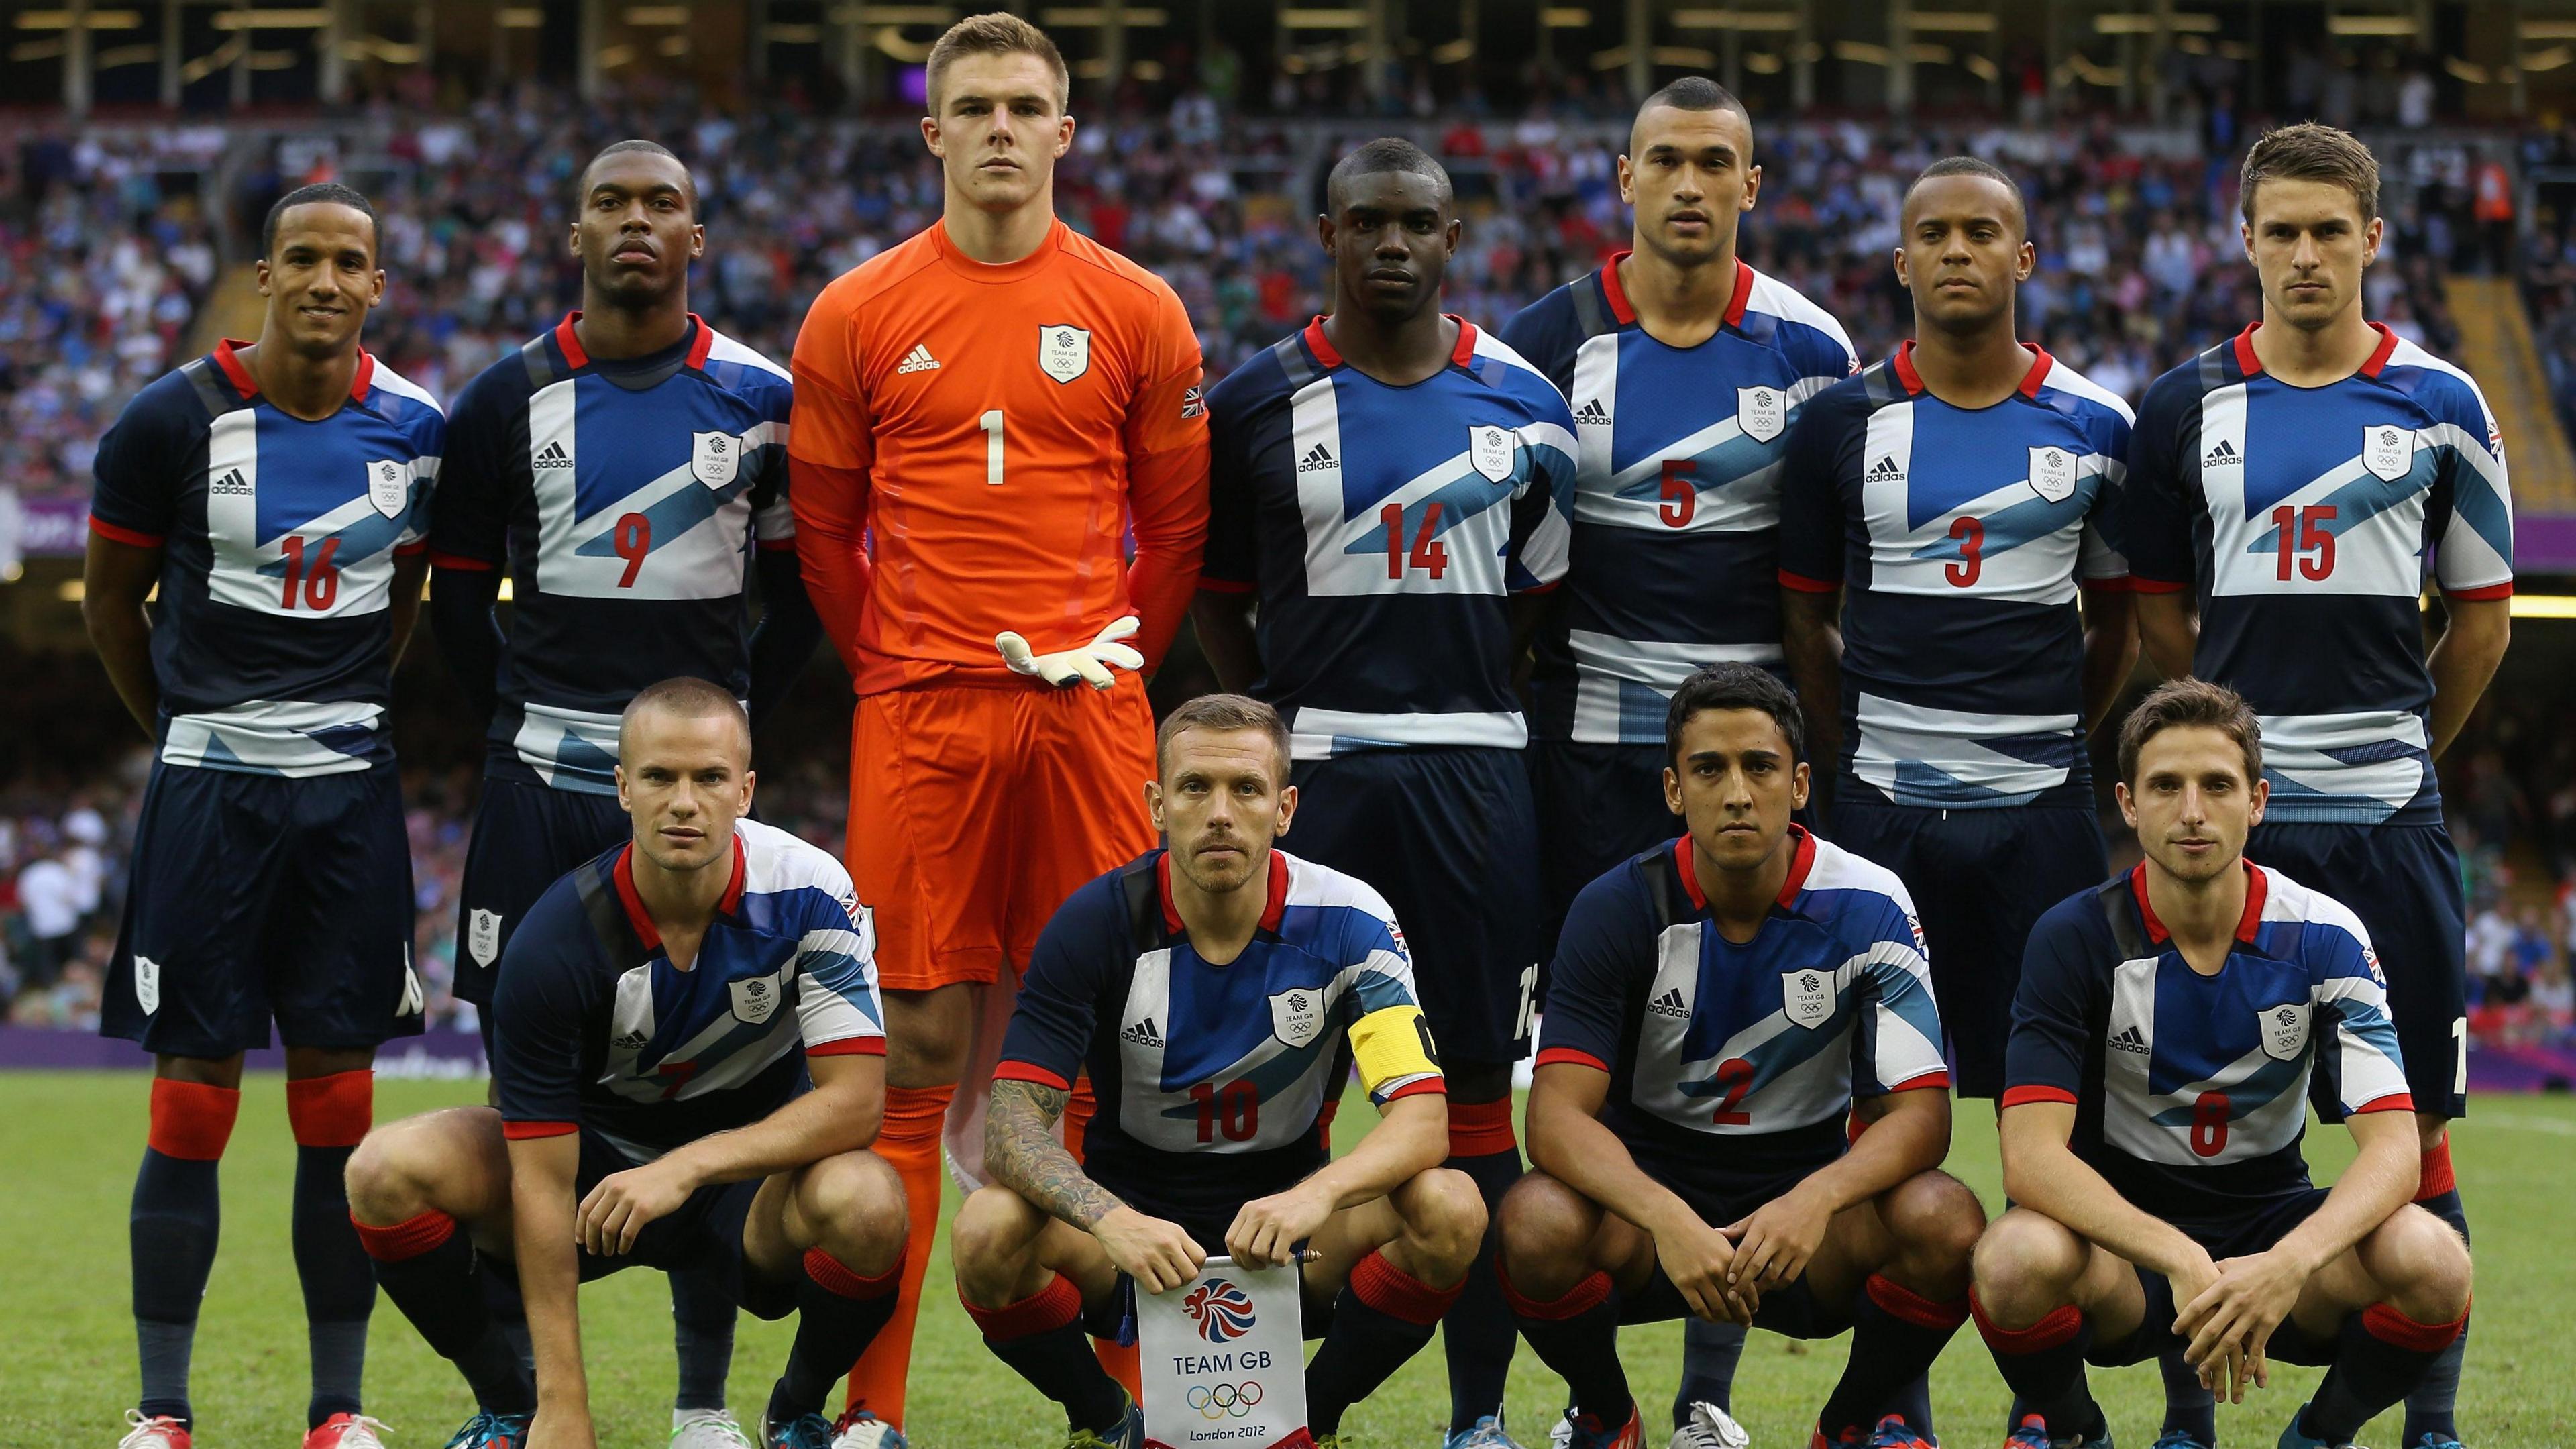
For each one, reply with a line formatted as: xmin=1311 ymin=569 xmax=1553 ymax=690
xmin=672 ymin=1260 xmax=739 ymax=1412
xmin=292 ymin=1144 xmax=374 ymax=1426
xmin=354 ymin=1210 xmax=533 ymax=1415
xmin=1674 ymin=1316 xmax=1748 ymax=1423
xmin=2404 ymin=1142 xmax=2469 ymax=1445
xmin=1442 ymin=1097 xmax=1523 ymax=1433
xmin=132 ymin=1079 xmax=238 ymax=1427
xmin=2308 ymin=1302 xmax=2469 ymax=1445
xmin=768 ymin=1250 xmax=900 ymax=1424
xmin=1309 ymin=1250 xmax=1466 ymax=1436
xmin=2159 ymin=1346 xmax=2220 ymax=1444
xmin=962 ymin=1275 xmax=1128 ymax=1434
xmin=1819 ymin=1276 xmax=1968 ymax=1441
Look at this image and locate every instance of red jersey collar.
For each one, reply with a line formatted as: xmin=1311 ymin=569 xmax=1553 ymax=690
xmin=213 ymin=337 xmax=376 ymax=403
xmin=1672 ymin=824 xmax=1817 ymax=916
xmin=1301 ymin=314 xmax=1480 ymax=372
xmin=553 ymin=311 xmax=712 ymax=372
xmin=1889 ymin=339 xmax=2053 ymax=400
xmin=1157 ymin=848 xmax=1291 ymax=940
xmin=2231 ymin=320 xmax=2399 ymax=380
xmin=2128 ymin=859 xmax=2268 ymax=947
xmin=1597 ymin=252 xmax=1755 ymax=331
xmin=611 ymin=832 xmax=749 ymax=953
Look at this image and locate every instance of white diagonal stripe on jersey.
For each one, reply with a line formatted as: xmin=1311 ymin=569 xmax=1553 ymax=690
xmin=1851 ymin=694 xmax=2082 ymax=805
xmin=1287 ymin=707 xmax=1526 ymax=760
xmin=2255 ymin=709 xmax=2429 ymax=822
xmin=1569 ymin=633 xmax=1784 ymax=745
xmin=161 ymin=698 xmax=387 ymax=776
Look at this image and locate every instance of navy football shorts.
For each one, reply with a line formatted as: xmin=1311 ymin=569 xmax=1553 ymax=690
xmin=2091 ymin=1186 xmax=2339 ymax=1368
xmin=570 ymin=1126 xmax=798 ymax=1320
xmin=453 ymin=775 xmax=629 ymax=1008
xmin=1289 ymin=746 xmax=1541 ymax=1067
xmin=2251 ymin=821 xmax=2467 ymax=1121
xmin=1529 ymin=741 xmax=1679 ymax=961
xmin=103 ymin=762 xmax=418 ymax=1058
xmin=1827 ymin=797 xmax=2108 ymax=1099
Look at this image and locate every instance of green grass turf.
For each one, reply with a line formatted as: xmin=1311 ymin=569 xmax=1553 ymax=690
xmin=5 ymin=1073 xmax=2572 ymax=1448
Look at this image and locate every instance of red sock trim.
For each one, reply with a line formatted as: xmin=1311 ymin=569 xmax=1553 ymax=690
xmin=881 ymin=1084 xmax=955 ymax=1139
xmin=804 ymin=1247 xmax=903 ymax=1300
xmin=1866 ymin=1273 xmax=1970 ymax=1330
xmin=1447 ymin=1097 xmax=1517 ymax=1157
xmin=1494 ymin=1259 xmax=1612 ymax=1321
xmin=2361 ymin=1298 xmax=2469 ymax=1353
xmin=351 ymin=1208 xmax=458 ymax=1263
xmin=1349 ymin=1248 xmax=1467 ymax=1327
xmin=962 ymin=1271 xmax=1084 ymax=1342
xmin=2416 ymin=1140 xmax=2456 ymax=1201
xmin=146 ymin=1079 xmax=241 ymax=1161
xmin=1969 ymin=1287 xmax=2084 ymax=1353
xmin=285 ymin=1070 xmax=375 ymax=1148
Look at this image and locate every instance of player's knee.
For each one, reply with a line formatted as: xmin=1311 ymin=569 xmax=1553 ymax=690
xmin=1972 ymin=1208 xmax=2087 ymax=1324
xmin=343 ymin=1121 xmax=436 ymax=1224
xmin=797 ymin=1150 xmax=908 ymax=1267
xmin=2373 ymin=1203 xmax=2473 ymax=1320
xmin=1398 ymin=1167 xmax=1488 ymax=1274
xmin=1496 ymin=1172 xmax=1594 ymax=1291
xmin=951 ymin=1183 xmax=1045 ymax=1287
xmin=1883 ymin=1169 xmax=1986 ymax=1271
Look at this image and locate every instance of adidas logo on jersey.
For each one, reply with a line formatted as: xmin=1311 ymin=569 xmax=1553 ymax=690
xmin=1120 ymin=1016 xmax=1165 ymax=1048
xmin=2110 ymin=1024 xmax=2151 ymax=1055
xmin=1647 ymin=987 xmax=1690 ymax=1019
xmin=209 ymin=467 xmax=251 ymax=496
xmin=1297 ymin=443 xmax=1336 ymax=473
xmin=896 ymin=344 xmax=941 ymax=374
xmin=1575 ymin=398 xmax=1611 ymax=425
xmin=613 ymin=1028 xmax=649 ymax=1049
xmin=1867 ymin=455 xmax=1904 ymax=480
xmin=2202 ymin=437 xmax=2241 ymax=468
xmin=534 ymin=441 xmax=572 ymax=470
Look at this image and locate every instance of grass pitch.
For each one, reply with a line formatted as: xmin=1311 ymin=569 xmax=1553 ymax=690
xmin=4 ymin=1073 xmax=2571 ymax=1448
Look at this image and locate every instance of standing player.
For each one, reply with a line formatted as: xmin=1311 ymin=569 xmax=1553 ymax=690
xmin=2121 ymin=124 xmax=2510 ymax=1449
xmin=85 ymin=183 xmax=440 ymax=1449
xmin=1776 ymin=156 xmax=2137 ymax=1106
xmin=1497 ymin=76 xmax=1857 ymax=1444
xmin=1973 ymin=680 xmax=2473 ymax=1449
xmin=1500 ymin=665 xmax=1982 ymax=1449
xmin=952 ymin=694 xmax=1487 ymax=1446
xmin=1191 ymin=138 xmax=1574 ymax=1449
xmin=789 ymin=14 xmax=1210 ymax=1428
xmin=345 ymin=680 xmax=909 ymax=1449
xmin=429 ymin=139 xmax=818 ymax=1448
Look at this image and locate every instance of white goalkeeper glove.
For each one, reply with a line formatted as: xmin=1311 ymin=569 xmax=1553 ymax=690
xmin=994 ymin=615 xmax=1144 ymax=690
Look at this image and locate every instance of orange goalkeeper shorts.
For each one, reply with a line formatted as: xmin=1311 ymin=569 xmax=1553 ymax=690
xmin=847 ymin=676 xmax=1159 ymax=993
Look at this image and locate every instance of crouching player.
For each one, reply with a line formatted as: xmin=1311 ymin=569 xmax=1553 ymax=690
xmin=1499 ymin=664 xmax=1983 ymax=1449
xmin=1972 ymin=680 xmax=2472 ymax=1449
xmin=344 ymin=679 xmax=910 ymax=1449
xmin=951 ymin=694 xmax=1487 ymax=1447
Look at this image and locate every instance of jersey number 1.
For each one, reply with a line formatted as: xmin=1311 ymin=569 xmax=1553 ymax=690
xmin=981 ymin=409 xmax=1005 ymax=487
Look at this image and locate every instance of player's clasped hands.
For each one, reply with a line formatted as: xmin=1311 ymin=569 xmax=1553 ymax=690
xmin=2176 ymin=1246 xmax=2307 ymax=1403
xmin=1093 ymin=1203 xmax=1208 ymax=1293
xmin=1226 ymin=1183 xmax=1335 ymax=1269
xmin=1654 ymin=1208 xmax=1760 ymax=1325
xmin=1722 ymin=1180 xmax=1835 ymax=1291
xmin=994 ymin=614 xmax=1146 ymax=690
xmin=575 ymin=1159 xmax=696 ymax=1256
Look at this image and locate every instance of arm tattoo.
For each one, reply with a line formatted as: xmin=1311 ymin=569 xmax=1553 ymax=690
xmin=987 ymin=1079 xmax=1125 ymax=1230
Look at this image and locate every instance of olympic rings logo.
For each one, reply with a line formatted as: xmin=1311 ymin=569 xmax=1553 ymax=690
xmin=1185 ymin=1381 xmax=1265 ymax=1419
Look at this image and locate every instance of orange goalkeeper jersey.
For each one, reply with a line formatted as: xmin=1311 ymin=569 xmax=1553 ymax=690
xmin=789 ymin=219 xmax=1210 ymax=695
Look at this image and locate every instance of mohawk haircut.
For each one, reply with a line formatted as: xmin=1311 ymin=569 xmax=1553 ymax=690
xmin=579 ymin=138 xmax=698 ymax=213
xmin=262 ymin=182 xmax=379 ymax=260
xmin=1638 ymin=75 xmax=1748 ymax=121
xmin=1904 ymin=154 xmax=2027 ymax=235
xmin=1326 ymin=136 xmax=1454 ymax=212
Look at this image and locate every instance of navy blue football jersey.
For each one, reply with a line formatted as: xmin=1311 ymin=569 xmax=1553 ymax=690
xmin=1776 ymin=345 xmax=2132 ymax=809
xmin=2121 ymin=324 xmax=2512 ymax=826
xmin=1538 ymin=829 xmax=1949 ymax=1194
xmin=492 ymin=818 xmax=883 ymax=1157
xmin=89 ymin=341 xmax=443 ymax=776
xmin=995 ymin=849 xmax=1443 ymax=1231
xmin=1501 ymin=256 xmax=1858 ymax=743
xmin=429 ymin=313 xmax=794 ymax=795
xmin=1201 ymin=318 xmax=1576 ymax=759
xmin=2006 ymin=862 xmax=2411 ymax=1226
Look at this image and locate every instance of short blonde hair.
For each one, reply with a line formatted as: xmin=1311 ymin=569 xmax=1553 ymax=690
xmin=926 ymin=12 xmax=1068 ymax=112
xmin=2241 ymin=122 xmax=2380 ymax=225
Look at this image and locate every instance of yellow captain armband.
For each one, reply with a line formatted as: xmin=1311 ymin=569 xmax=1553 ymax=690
xmin=1350 ymin=1004 xmax=1444 ymax=1103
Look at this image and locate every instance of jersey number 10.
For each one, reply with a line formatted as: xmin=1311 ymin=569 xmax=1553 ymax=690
xmin=1189 ymin=1079 xmax=1260 ymax=1143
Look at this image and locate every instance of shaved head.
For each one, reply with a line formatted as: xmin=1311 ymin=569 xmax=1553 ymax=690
xmin=1632 ymin=75 xmax=1751 ymax=153
xmin=1904 ymin=155 xmax=2025 ymax=237
xmin=1327 ymin=136 xmax=1453 ymax=213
